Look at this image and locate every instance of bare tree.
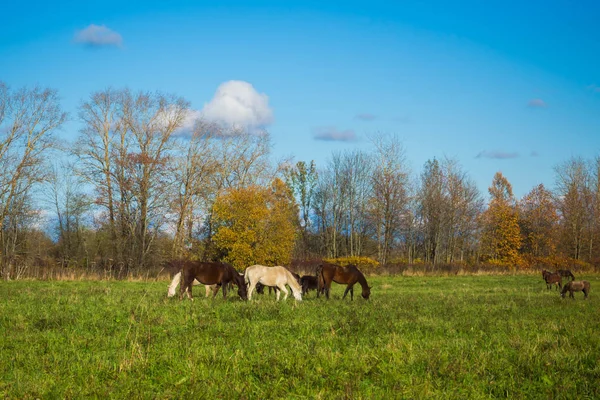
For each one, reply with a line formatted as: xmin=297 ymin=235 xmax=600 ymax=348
xmin=0 ymin=82 xmax=66 ymax=278
xmin=368 ymin=133 xmax=409 ymax=265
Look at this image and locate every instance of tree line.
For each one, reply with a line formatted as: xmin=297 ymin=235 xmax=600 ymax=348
xmin=1 ymin=82 xmax=598 ymax=278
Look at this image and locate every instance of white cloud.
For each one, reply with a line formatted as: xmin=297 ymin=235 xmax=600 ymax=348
xmin=74 ymin=24 xmax=123 ymax=47
xmin=200 ymin=81 xmax=273 ymax=130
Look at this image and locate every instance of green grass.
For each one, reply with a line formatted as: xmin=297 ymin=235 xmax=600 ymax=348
xmin=1 ymin=275 xmax=599 ymax=399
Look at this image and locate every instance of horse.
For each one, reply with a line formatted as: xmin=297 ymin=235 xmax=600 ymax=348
xmin=317 ymin=263 xmax=371 ymax=300
xmin=560 ymin=280 xmax=590 ymax=299
xmin=542 ymin=269 xmax=553 ymax=281
xmin=300 ymin=275 xmax=319 ymax=295
xmin=244 ymin=265 xmax=302 ymax=301
xmin=544 ymin=272 xmax=562 ymax=290
xmin=557 ymin=269 xmax=576 ymax=281
xmin=255 ymin=269 xmax=301 ymax=296
xmin=167 ymin=271 xmax=217 ymax=298
xmin=179 ymin=261 xmax=247 ymax=301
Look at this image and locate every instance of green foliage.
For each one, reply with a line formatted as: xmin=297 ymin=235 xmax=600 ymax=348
xmin=1 ymin=276 xmax=599 ymax=398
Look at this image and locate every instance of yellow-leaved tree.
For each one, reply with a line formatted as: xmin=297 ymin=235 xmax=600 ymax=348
xmin=211 ymin=178 xmax=299 ymax=270
xmin=481 ymin=172 xmax=522 ymax=265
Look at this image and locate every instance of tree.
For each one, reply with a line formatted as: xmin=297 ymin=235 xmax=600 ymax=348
xmin=368 ymin=133 xmax=409 ymax=265
xmin=0 ymin=83 xmax=66 ymax=278
xmin=481 ymin=172 xmax=521 ymax=264
xmin=212 ymin=179 xmax=298 ymax=270
xmin=285 ymin=160 xmax=318 ymax=258
xmin=554 ymin=157 xmax=591 ymax=260
xmin=518 ymin=184 xmax=558 ymax=257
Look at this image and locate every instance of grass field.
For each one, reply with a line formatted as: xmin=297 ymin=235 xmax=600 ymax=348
xmin=1 ymin=274 xmax=599 ymax=399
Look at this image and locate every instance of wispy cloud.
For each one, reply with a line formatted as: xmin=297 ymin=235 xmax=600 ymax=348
xmin=355 ymin=113 xmax=376 ymax=121
xmin=530 ymin=151 xmax=539 ymax=157
xmin=74 ymin=24 xmax=123 ymax=48
xmin=476 ymin=150 xmax=520 ymax=159
xmin=587 ymin=84 xmax=600 ymax=93
xmin=528 ymin=98 xmax=547 ymax=108
xmin=393 ymin=115 xmax=412 ymax=123
xmin=313 ymin=127 xmax=357 ymax=142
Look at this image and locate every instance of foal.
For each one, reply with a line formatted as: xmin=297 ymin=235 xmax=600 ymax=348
xmin=560 ymin=281 xmax=590 ymax=299
xmin=179 ymin=261 xmax=247 ymax=301
xmin=300 ymin=275 xmax=319 ymax=295
xmin=317 ymin=263 xmax=371 ymax=300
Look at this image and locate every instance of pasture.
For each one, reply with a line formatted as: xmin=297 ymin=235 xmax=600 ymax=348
xmin=1 ymin=275 xmax=599 ymax=399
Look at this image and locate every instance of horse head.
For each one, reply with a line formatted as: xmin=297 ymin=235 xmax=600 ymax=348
xmin=362 ymin=285 xmax=372 ymax=300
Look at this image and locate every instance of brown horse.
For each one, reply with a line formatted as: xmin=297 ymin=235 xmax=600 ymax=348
xmin=317 ymin=263 xmax=371 ymax=300
xmin=178 ymin=260 xmax=247 ymax=300
xmin=542 ymin=269 xmax=553 ymax=280
xmin=544 ymin=272 xmax=562 ymax=290
xmin=560 ymin=280 xmax=590 ymax=299
xmin=557 ymin=269 xmax=575 ymax=281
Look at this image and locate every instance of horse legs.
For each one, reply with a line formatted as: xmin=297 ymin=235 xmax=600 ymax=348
xmin=248 ymin=281 xmax=257 ymax=300
xmin=222 ymin=282 xmax=228 ymax=299
xmin=212 ymin=284 xmax=222 ymax=299
xmin=276 ymin=284 xmax=288 ymax=301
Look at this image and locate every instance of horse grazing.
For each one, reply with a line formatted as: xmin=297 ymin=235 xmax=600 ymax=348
xmin=179 ymin=261 xmax=247 ymax=301
xmin=244 ymin=265 xmax=302 ymax=301
xmin=317 ymin=263 xmax=371 ymax=300
xmin=167 ymin=271 xmax=217 ymax=298
xmin=544 ymin=272 xmax=562 ymax=290
xmin=557 ymin=269 xmax=575 ymax=281
xmin=300 ymin=275 xmax=319 ymax=295
xmin=561 ymin=280 xmax=590 ymax=299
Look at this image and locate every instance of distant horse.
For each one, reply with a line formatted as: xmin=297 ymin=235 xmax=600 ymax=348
xmin=244 ymin=265 xmax=302 ymax=301
xmin=317 ymin=263 xmax=371 ymax=300
xmin=300 ymin=275 xmax=319 ymax=295
xmin=557 ymin=269 xmax=575 ymax=281
xmin=179 ymin=261 xmax=247 ymax=300
xmin=560 ymin=280 xmax=590 ymax=299
xmin=542 ymin=269 xmax=553 ymax=281
xmin=544 ymin=272 xmax=562 ymax=290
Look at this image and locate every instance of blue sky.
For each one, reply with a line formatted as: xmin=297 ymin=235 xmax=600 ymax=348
xmin=1 ymin=0 xmax=599 ymax=199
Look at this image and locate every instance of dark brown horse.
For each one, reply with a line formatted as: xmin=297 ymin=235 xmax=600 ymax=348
xmin=317 ymin=263 xmax=371 ymax=300
xmin=542 ymin=269 xmax=553 ymax=280
xmin=178 ymin=260 xmax=247 ymax=300
xmin=557 ymin=269 xmax=575 ymax=281
xmin=544 ymin=272 xmax=562 ymax=290
xmin=300 ymin=275 xmax=319 ymax=295
xmin=560 ymin=280 xmax=590 ymax=299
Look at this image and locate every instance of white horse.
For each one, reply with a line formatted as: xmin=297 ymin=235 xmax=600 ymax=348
xmin=167 ymin=271 xmax=217 ymax=298
xmin=244 ymin=265 xmax=302 ymax=301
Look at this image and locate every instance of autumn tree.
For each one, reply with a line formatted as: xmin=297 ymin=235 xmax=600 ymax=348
xmin=518 ymin=184 xmax=558 ymax=257
xmin=211 ymin=178 xmax=298 ymax=270
xmin=481 ymin=172 xmax=522 ymax=264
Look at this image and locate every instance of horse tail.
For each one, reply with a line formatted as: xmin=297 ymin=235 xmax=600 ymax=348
xmin=167 ymin=271 xmax=182 ymax=298
xmin=284 ymin=269 xmax=303 ymax=301
xmin=316 ymin=264 xmax=324 ymax=293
